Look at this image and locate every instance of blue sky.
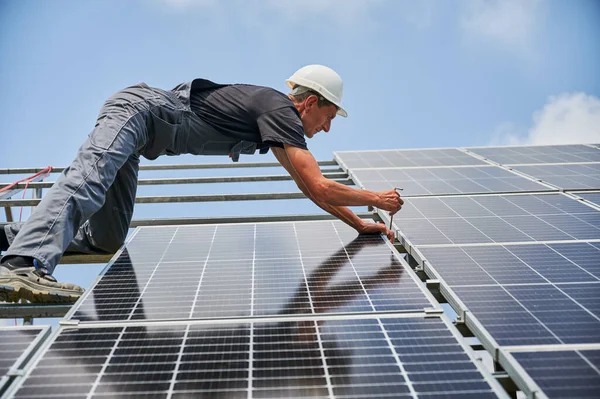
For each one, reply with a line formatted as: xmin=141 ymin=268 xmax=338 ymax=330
xmin=1 ymin=0 xmax=599 ymax=324
xmin=1 ymin=0 xmax=599 ymax=168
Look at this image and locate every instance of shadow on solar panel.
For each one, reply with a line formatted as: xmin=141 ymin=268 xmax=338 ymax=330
xmin=71 ymin=232 xmax=427 ymax=322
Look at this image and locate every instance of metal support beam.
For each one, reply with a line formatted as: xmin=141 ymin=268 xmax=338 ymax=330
xmin=0 ymin=303 xmax=71 ymax=319
xmin=0 ymin=160 xmax=338 ymax=175
xmin=1 ymin=192 xmax=314 ymax=207
xmin=0 ymin=173 xmax=350 ymax=190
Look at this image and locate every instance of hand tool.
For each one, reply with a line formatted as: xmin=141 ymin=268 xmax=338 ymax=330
xmin=388 ymin=188 xmax=403 ymax=231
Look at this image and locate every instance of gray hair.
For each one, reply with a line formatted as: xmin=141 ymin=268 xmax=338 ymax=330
xmin=289 ymin=85 xmax=336 ymax=109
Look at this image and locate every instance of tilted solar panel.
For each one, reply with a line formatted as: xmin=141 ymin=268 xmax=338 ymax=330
xmin=510 ymin=163 xmax=600 ymax=190
xmin=467 ymin=145 xmax=600 ymax=165
xmin=335 ymin=148 xmax=486 ymax=169
xmin=350 ymin=166 xmax=553 ymax=196
xmin=501 ymin=349 xmax=600 ymax=399
xmin=0 ymin=326 xmax=50 ymax=395
xmin=415 ymin=242 xmax=600 ymax=347
xmin=8 ymin=317 xmax=507 ymax=398
xmin=577 ymin=191 xmax=600 ymax=207
xmin=68 ymin=221 xmax=437 ymax=322
xmin=392 ymin=193 xmax=600 ymax=246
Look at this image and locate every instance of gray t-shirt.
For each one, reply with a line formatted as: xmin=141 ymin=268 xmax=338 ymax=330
xmin=190 ymin=84 xmax=308 ymax=151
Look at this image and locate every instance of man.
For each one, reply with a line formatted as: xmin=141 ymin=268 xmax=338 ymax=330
xmin=0 ymin=64 xmax=403 ymax=303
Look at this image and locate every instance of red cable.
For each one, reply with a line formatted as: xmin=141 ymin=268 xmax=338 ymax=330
xmin=0 ymin=166 xmax=53 ymax=194
xmin=0 ymin=166 xmax=53 ymax=222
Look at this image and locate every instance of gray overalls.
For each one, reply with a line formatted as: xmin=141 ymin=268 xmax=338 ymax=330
xmin=2 ymin=80 xmax=266 ymax=273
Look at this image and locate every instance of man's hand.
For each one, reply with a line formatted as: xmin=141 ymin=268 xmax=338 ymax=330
xmin=359 ymin=221 xmax=395 ymax=241
xmin=376 ymin=189 xmax=404 ymax=215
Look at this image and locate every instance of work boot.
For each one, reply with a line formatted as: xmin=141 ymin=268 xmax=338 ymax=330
xmin=0 ymin=258 xmax=84 ymax=303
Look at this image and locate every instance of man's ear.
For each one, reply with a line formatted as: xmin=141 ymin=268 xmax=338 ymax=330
xmin=305 ymin=94 xmax=318 ymax=110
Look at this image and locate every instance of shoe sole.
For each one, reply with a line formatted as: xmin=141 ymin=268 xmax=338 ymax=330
xmin=0 ymin=276 xmax=83 ymax=304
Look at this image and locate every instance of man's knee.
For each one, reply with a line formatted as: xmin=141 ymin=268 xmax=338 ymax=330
xmin=91 ymin=231 xmax=127 ymax=253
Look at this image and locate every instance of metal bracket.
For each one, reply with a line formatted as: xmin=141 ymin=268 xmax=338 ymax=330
xmin=424 ymin=308 xmax=444 ymax=317
xmin=59 ymin=319 xmax=80 ymax=327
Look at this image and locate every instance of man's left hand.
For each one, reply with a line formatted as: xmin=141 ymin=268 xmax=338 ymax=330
xmin=359 ymin=221 xmax=395 ymax=241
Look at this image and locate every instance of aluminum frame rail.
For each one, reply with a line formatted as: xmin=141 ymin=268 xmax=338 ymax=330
xmin=0 ymin=160 xmax=349 ymax=223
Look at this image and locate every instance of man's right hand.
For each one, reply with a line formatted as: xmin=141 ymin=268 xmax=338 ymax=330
xmin=377 ymin=189 xmax=404 ymax=215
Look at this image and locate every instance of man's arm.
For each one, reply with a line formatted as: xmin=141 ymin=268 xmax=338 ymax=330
xmin=271 ymin=146 xmax=401 ymax=240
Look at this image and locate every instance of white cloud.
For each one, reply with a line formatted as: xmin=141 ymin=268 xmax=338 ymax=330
xmin=460 ymin=0 xmax=543 ymax=53
xmin=490 ymin=93 xmax=600 ymax=146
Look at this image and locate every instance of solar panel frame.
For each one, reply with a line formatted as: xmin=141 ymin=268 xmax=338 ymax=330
xmin=348 ymin=165 xmax=555 ymax=197
xmin=0 ymin=326 xmax=51 ymax=396
xmin=65 ymin=221 xmax=440 ymax=323
xmin=6 ymin=315 xmax=510 ymax=399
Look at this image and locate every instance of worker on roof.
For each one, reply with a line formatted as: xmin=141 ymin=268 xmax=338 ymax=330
xmin=0 ymin=64 xmax=403 ymax=303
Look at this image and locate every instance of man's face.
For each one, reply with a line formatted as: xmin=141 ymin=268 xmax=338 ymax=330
xmin=300 ymin=96 xmax=337 ymax=139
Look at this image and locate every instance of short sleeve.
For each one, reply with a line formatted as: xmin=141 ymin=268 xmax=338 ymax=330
xmin=257 ymin=107 xmax=308 ymax=150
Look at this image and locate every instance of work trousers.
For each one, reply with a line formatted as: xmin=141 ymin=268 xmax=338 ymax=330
xmin=2 ymin=84 xmax=189 ymax=273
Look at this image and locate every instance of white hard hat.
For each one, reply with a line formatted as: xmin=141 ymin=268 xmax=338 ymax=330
xmin=286 ymin=64 xmax=347 ymax=117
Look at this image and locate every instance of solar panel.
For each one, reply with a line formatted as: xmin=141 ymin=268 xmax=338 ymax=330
xmin=68 ymin=221 xmax=437 ymax=322
xmin=502 ymin=349 xmax=600 ymax=399
xmin=415 ymin=242 xmax=600 ymax=347
xmin=510 ymin=163 xmax=600 ymax=189
xmin=8 ymin=316 xmax=507 ymax=398
xmin=578 ymin=191 xmax=600 ymax=207
xmin=467 ymin=145 xmax=600 ymax=165
xmin=350 ymin=166 xmax=553 ymax=196
xmin=393 ymin=193 xmax=600 ymax=246
xmin=335 ymin=148 xmax=486 ymax=169
xmin=0 ymin=326 xmax=50 ymax=394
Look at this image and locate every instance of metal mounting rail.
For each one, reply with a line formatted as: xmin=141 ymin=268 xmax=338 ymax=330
xmin=0 ymin=160 xmax=339 ymax=175
xmin=1 ymin=192 xmax=314 ymax=207
xmin=0 ymin=173 xmax=350 ymax=189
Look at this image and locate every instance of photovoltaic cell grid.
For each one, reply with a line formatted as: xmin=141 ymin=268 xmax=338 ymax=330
xmin=334 ymin=148 xmax=486 ymax=169
xmin=12 ymin=317 xmax=502 ymax=399
xmin=351 ymin=166 xmax=551 ymax=196
xmin=510 ymin=163 xmax=600 ymax=190
xmin=417 ymin=242 xmax=600 ymax=346
xmin=467 ymin=145 xmax=600 ymax=165
xmin=578 ymin=192 xmax=600 ymax=207
xmin=0 ymin=327 xmax=48 ymax=391
xmin=69 ymin=221 xmax=435 ymax=322
xmin=509 ymin=350 xmax=600 ymax=399
xmin=393 ymin=193 xmax=600 ymax=246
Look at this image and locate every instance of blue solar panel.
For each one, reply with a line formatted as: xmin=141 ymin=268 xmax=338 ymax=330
xmin=0 ymin=326 xmax=49 ymax=395
xmin=335 ymin=149 xmax=486 ymax=169
xmin=69 ymin=221 xmax=436 ymax=322
xmin=350 ymin=166 xmax=552 ymax=196
xmin=510 ymin=350 xmax=600 ymax=399
xmin=578 ymin=191 xmax=600 ymax=207
xmin=467 ymin=145 xmax=600 ymax=165
xmin=452 ymin=284 xmax=600 ymax=345
xmin=394 ymin=194 xmax=600 ymax=246
xmin=417 ymin=242 xmax=600 ymax=347
xmin=9 ymin=317 xmax=505 ymax=398
xmin=511 ymin=164 xmax=600 ymax=190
